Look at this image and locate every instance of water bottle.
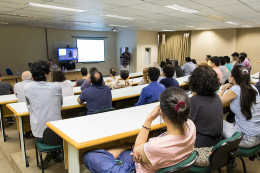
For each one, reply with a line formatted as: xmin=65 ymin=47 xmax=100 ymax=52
xmin=17 ymin=70 xmax=20 ymax=76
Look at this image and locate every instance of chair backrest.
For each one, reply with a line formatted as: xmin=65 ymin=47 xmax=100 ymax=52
xmin=6 ymin=68 xmax=13 ymax=75
xmin=43 ymin=127 xmax=62 ymax=146
xmin=209 ymin=132 xmax=243 ymax=169
xmin=93 ymin=107 xmax=115 ymax=114
xmin=157 ymin=151 xmax=199 ymax=173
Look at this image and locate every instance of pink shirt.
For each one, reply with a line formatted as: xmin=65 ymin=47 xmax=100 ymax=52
xmin=135 ymin=120 xmax=196 ymax=173
xmin=243 ymin=58 xmax=250 ymax=69
xmin=214 ymin=67 xmax=222 ymax=83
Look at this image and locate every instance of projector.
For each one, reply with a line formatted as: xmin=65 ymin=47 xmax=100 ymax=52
xmin=111 ymin=28 xmax=119 ymax=32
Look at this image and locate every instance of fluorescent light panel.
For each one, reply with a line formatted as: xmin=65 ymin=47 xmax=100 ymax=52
xmin=161 ymin=29 xmax=174 ymax=31
xmin=196 ymin=28 xmax=208 ymax=30
xmin=109 ymin=24 xmax=130 ymax=28
xmin=61 ymin=20 xmax=94 ymax=24
xmin=165 ymin=4 xmax=199 ymax=13
xmin=26 ymin=2 xmax=85 ymax=12
xmin=179 ymin=25 xmax=194 ymax=28
xmin=203 ymin=15 xmax=224 ymax=21
xmin=149 ymin=21 xmax=169 ymax=25
xmin=0 ymin=12 xmax=39 ymax=18
xmin=243 ymin=25 xmax=253 ymax=28
xmin=226 ymin=21 xmax=241 ymax=25
xmin=102 ymin=14 xmax=135 ymax=20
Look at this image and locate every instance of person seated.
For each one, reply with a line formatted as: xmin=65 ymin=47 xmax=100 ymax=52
xmin=172 ymin=60 xmax=184 ymax=78
xmin=219 ymin=57 xmax=230 ymax=84
xmin=181 ymin=57 xmax=196 ymax=76
xmin=224 ymin=56 xmax=233 ymax=72
xmin=75 ymin=67 xmax=88 ymax=87
xmin=152 ymin=62 xmax=159 ymax=68
xmin=191 ymin=59 xmax=198 ymax=67
xmin=138 ymin=68 xmax=149 ymax=85
xmin=199 ymin=63 xmax=208 ymax=66
xmin=231 ymin=52 xmax=239 ymax=66
xmin=49 ymin=59 xmax=60 ymax=71
xmin=189 ymin=66 xmax=223 ymax=167
xmin=112 ymin=68 xmax=132 ymax=90
xmin=106 ymin=68 xmax=117 ymax=82
xmin=160 ymin=64 xmax=180 ymax=88
xmin=25 ymin=60 xmax=63 ymax=168
xmin=81 ymin=67 xmax=100 ymax=91
xmin=166 ymin=58 xmax=171 ymax=64
xmin=53 ymin=70 xmax=74 ymax=97
xmin=241 ymin=52 xmax=250 ymax=69
xmin=77 ymin=71 xmax=112 ymax=115
xmin=82 ymin=87 xmax=196 ymax=173
xmin=136 ymin=67 xmax=166 ymax=106
xmin=159 ymin=61 xmax=166 ymax=74
xmin=205 ymin=55 xmax=211 ymax=66
xmin=14 ymin=71 xmax=32 ymax=102
xmin=218 ymin=65 xmax=260 ymax=148
xmin=209 ymin=56 xmax=222 ymax=83
xmin=237 ymin=53 xmax=246 ymax=66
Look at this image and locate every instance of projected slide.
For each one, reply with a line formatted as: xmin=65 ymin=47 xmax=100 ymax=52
xmin=77 ymin=39 xmax=105 ymax=62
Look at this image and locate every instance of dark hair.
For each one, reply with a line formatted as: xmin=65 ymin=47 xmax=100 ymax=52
xmin=166 ymin=59 xmax=170 ymax=63
xmin=191 ymin=59 xmax=197 ymax=64
xmin=81 ymin=67 xmax=88 ymax=76
xmin=239 ymin=54 xmax=246 ymax=62
xmin=231 ymin=52 xmax=239 ymax=57
xmin=189 ymin=66 xmax=220 ymax=95
xmin=0 ymin=74 xmax=1 ymax=78
xmin=206 ymin=55 xmax=211 ymax=59
xmin=120 ymin=68 xmax=129 ymax=80
xmin=125 ymin=47 xmax=129 ymax=50
xmin=210 ymin=56 xmax=220 ymax=67
xmin=224 ymin=56 xmax=230 ymax=63
xmin=160 ymin=87 xmax=190 ymax=134
xmin=30 ymin=60 xmax=50 ymax=81
xmin=89 ymin=67 xmax=97 ymax=74
xmin=185 ymin=57 xmax=191 ymax=62
xmin=90 ymin=71 xmax=103 ymax=85
xmin=52 ymin=70 xmax=66 ymax=82
xmin=148 ymin=67 xmax=160 ymax=81
xmin=240 ymin=52 xmax=247 ymax=57
xmin=110 ymin=68 xmax=117 ymax=77
xmin=160 ymin=61 xmax=166 ymax=68
xmin=219 ymin=57 xmax=226 ymax=65
xmin=231 ymin=65 xmax=257 ymax=120
xmin=172 ymin=60 xmax=179 ymax=66
xmin=163 ymin=64 xmax=175 ymax=77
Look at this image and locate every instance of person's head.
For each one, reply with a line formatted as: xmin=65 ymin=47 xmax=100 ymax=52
xmin=238 ymin=53 xmax=246 ymax=63
xmin=89 ymin=67 xmax=97 ymax=74
xmin=21 ymin=71 xmax=32 ymax=81
xmin=90 ymin=71 xmax=103 ymax=85
xmin=160 ymin=61 xmax=166 ymax=69
xmin=148 ymin=67 xmax=160 ymax=81
xmin=160 ymin=87 xmax=190 ymax=134
xmin=52 ymin=70 xmax=66 ymax=82
xmin=166 ymin=59 xmax=170 ymax=63
xmin=152 ymin=62 xmax=159 ymax=68
xmin=230 ymin=65 xmax=257 ymax=120
xmin=189 ymin=66 xmax=220 ymax=96
xmin=31 ymin=60 xmax=50 ymax=82
xmin=142 ymin=68 xmax=149 ymax=83
xmin=163 ymin=64 xmax=175 ymax=78
xmin=49 ymin=59 xmax=55 ymax=65
xmin=125 ymin=47 xmax=129 ymax=52
xmin=110 ymin=68 xmax=117 ymax=77
xmin=231 ymin=52 xmax=239 ymax=61
xmin=81 ymin=67 xmax=88 ymax=76
xmin=172 ymin=60 xmax=179 ymax=66
xmin=206 ymin=55 xmax=211 ymax=62
xmin=209 ymin=56 xmax=220 ymax=68
xmin=224 ymin=56 xmax=231 ymax=63
xmin=199 ymin=63 xmax=208 ymax=66
xmin=120 ymin=68 xmax=129 ymax=80
xmin=185 ymin=57 xmax=191 ymax=63
xmin=219 ymin=57 xmax=226 ymax=66
xmin=240 ymin=52 xmax=247 ymax=58
xmin=191 ymin=59 xmax=197 ymax=65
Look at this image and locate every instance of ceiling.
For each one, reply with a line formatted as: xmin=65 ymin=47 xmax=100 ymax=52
xmin=1 ymin=0 xmax=260 ymax=32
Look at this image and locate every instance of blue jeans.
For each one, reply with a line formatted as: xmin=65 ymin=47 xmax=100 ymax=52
xmin=83 ymin=149 xmax=136 ymax=173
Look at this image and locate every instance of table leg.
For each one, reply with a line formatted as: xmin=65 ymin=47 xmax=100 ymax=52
xmin=0 ymin=105 xmax=6 ymax=142
xmin=19 ymin=116 xmax=29 ymax=167
xmin=68 ymin=143 xmax=80 ymax=173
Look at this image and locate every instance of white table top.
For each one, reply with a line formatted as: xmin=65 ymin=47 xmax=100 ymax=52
xmin=0 ymin=94 xmax=18 ymax=105
xmin=103 ymin=71 xmax=143 ymax=81
xmin=251 ymin=72 xmax=259 ymax=83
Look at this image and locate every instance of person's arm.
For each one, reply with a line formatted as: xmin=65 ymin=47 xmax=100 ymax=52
xmin=77 ymin=93 xmax=86 ymax=104
xmin=9 ymin=84 xmax=13 ymax=94
xmin=135 ymin=89 xmax=146 ymax=106
xmin=218 ymin=89 xmax=237 ymax=105
xmin=75 ymin=79 xmax=78 ymax=87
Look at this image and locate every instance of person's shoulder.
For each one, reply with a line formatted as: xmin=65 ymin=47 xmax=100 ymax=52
xmin=186 ymin=119 xmax=196 ymax=131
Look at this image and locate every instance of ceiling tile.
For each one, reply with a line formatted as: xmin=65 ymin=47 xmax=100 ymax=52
xmin=214 ymin=4 xmax=255 ymax=14
xmin=190 ymin=0 xmax=241 ymax=7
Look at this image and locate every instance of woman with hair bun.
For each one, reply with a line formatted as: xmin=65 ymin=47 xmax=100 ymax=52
xmin=106 ymin=68 xmax=117 ymax=82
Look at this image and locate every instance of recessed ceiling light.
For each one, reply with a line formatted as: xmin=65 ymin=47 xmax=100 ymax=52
xmin=242 ymin=25 xmax=253 ymax=28
xmin=35 ymin=25 xmax=53 ymax=27
xmin=0 ymin=22 xmax=8 ymax=25
xmin=202 ymin=15 xmax=224 ymax=21
xmin=0 ymin=12 xmax=39 ymax=18
xmin=149 ymin=21 xmax=169 ymax=25
xmin=25 ymin=2 xmax=86 ymax=12
xmin=179 ymin=25 xmax=195 ymax=28
xmin=226 ymin=21 xmax=241 ymax=25
xmin=161 ymin=29 xmax=174 ymax=31
xmin=109 ymin=24 xmax=130 ymax=28
xmin=101 ymin=14 xmax=135 ymax=20
xmin=61 ymin=20 xmax=94 ymax=24
xmin=165 ymin=4 xmax=199 ymax=13
xmin=196 ymin=28 xmax=208 ymax=30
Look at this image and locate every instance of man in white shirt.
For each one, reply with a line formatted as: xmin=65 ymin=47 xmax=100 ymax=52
xmin=181 ymin=57 xmax=196 ymax=76
xmin=14 ymin=71 xmax=32 ymax=102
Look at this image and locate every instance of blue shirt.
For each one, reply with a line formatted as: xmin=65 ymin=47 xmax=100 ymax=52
xmin=79 ymin=84 xmax=112 ymax=115
xmin=181 ymin=62 xmax=196 ymax=76
xmin=135 ymin=81 xmax=166 ymax=106
xmin=237 ymin=62 xmax=245 ymax=66
xmin=225 ymin=63 xmax=233 ymax=72
xmin=159 ymin=77 xmax=180 ymax=88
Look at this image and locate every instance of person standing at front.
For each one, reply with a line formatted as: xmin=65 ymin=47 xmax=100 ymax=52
xmin=120 ymin=47 xmax=131 ymax=71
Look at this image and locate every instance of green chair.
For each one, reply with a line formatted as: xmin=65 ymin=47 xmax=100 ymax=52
xmin=189 ymin=132 xmax=243 ymax=173
xmin=156 ymin=151 xmax=199 ymax=173
xmin=237 ymin=144 xmax=260 ymax=173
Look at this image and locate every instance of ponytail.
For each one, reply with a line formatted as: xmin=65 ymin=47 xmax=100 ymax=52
xmin=110 ymin=68 xmax=117 ymax=77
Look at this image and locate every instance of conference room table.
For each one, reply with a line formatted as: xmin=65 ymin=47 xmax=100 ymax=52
xmin=1 ymin=75 xmax=22 ymax=87
xmin=251 ymin=72 xmax=259 ymax=83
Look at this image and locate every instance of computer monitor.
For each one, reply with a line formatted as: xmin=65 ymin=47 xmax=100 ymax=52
xmin=58 ymin=48 xmax=78 ymax=61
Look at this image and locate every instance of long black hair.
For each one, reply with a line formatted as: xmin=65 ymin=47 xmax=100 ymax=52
xmin=231 ymin=65 xmax=257 ymax=120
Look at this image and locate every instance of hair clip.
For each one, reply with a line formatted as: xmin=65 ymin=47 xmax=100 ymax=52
xmin=242 ymin=69 xmax=248 ymax=73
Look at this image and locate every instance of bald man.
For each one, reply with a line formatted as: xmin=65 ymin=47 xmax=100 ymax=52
xmin=14 ymin=71 xmax=32 ymax=102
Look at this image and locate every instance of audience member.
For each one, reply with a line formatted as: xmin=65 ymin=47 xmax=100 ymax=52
xmin=172 ymin=60 xmax=184 ymax=78
xmin=209 ymin=56 xmax=222 ymax=83
xmin=53 ymin=70 xmax=74 ymax=97
xmin=181 ymin=57 xmax=196 ymax=76
xmin=75 ymin=67 xmax=88 ymax=86
xmin=240 ymin=52 xmax=250 ymax=69
xmin=199 ymin=63 xmax=208 ymax=66
xmin=139 ymin=68 xmax=149 ymax=85
xmin=78 ymin=71 xmax=112 ymax=115
xmin=224 ymin=56 xmax=233 ymax=72
xmin=49 ymin=59 xmax=60 ymax=71
xmin=112 ymin=68 xmax=132 ymax=89
xmin=237 ymin=53 xmax=246 ymax=66
xmin=206 ymin=55 xmax=211 ymax=66
xmin=189 ymin=66 xmax=222 ymax=167
xmin=159 ymin=61 xmax=166 ymax=74
xmin=160 ymin=64 xmax=180 ymax=88
xmin=191 ymin=59 xmax=198 ymax=67
xmin=25 ymin=60 xmax=63 ymax=168
xmin=231 ymin=52 xmax=239 ymax=66
xmin=82 ymin=87 xmax=196 ymax=173
xmin=218 ymin=65 xmax=260 ymax=148
xmin=81 ymin=67 xmax=101 ymax=91
xmin=14 ymin=71 xmax=32 ymax=102
xmin=255 ymin=73 xmax=260 ymax=94
xmin=136 ymin=67 xmax=165 ymax=106
xmin=152 ymin=62 xmax=159 ymax=68
xmin=166 ymin=58 xmax=171 ymax=64
xmin=219 ymin=57 xmax=230 ymax=84
xmin=106 ymin=68 xmax=117 ymax=82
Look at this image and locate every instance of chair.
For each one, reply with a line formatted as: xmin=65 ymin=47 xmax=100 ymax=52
xmin=35 ymin=128 xmax=62 ymax=173
xmin=6 ymin=68 xmax=13 ymax=75
xmin=237 ymin=144 xmax=260 ymax=173
xmin=189 ymin=132 xmax=243 ymax=173
xmin=93 ymin=107 xmax=115 ymax=114
xmin=157 ymin=151 xmax=199 ymax=173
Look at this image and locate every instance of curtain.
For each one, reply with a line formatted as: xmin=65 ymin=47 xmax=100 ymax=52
xmin=158 ymin=31 xmax=191 ymax=66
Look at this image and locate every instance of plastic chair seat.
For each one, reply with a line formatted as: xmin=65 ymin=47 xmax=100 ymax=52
xmin=35 ymin=140 xmax=62 ymax=153
xmin=189 ymin=166 xmax=213 ymax=173
xmin=239 ymin=145 xmax=260 ymax=157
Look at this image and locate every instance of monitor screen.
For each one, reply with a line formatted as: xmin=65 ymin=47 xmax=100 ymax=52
xmin=58 ymin=48 xmax=78 ymax=61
